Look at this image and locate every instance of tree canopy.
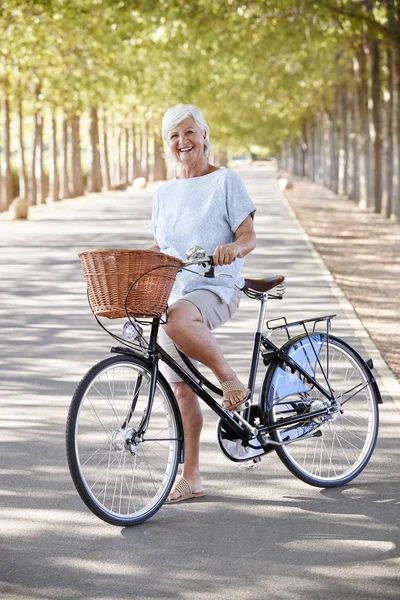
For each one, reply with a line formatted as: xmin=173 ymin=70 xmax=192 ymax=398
xmin=0 ymin=0 xmax=399 ymax=153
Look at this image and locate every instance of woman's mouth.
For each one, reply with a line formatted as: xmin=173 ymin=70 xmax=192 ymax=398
xmin=179 ymin=146 xmax=194 ymax=154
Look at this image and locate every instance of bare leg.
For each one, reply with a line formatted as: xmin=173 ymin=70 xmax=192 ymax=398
xmin=168 ymin=382 xmax=204 ymax=501
xmin=164 ymin=300 xmax=247 ymax=406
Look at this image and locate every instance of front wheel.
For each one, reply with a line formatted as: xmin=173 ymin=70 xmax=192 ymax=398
xmin=264 ymin=334 xmax=379 ymax=487
xmin=66 ymin=354 xmax=183 ymax=526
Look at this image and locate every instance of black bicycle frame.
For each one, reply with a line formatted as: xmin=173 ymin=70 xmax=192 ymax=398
xmin=115 ymin=296 xmax=341 ymax=443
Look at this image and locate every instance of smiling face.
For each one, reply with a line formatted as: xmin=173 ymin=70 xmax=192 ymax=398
xmin=168 ymin=116 xmax=207 ymax=165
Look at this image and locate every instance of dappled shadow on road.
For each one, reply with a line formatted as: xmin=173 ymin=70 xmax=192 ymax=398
xmin=0 ymin=429 xmax=399 ymax=599
xmin=1 ymin=169 xmax=399 ymax=599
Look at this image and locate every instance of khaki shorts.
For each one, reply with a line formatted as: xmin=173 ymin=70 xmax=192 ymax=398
xmin=158 ymin=288 xmax=241 ymax=383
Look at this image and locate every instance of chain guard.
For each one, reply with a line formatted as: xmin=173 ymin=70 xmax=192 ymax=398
xmin=216 ymin=414 xmax=274 ymax=463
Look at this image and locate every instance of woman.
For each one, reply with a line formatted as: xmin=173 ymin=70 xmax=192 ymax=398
xmin=149 ymin=104 xmax=256 ymax=503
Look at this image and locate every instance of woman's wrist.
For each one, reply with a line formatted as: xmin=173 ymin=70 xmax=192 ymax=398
xmin=233 ymin=234 xmax=256 ymax=259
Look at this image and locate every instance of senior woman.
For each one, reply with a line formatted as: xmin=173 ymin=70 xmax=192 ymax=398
xmin=148 ymin=104 xmax=256 ymax=503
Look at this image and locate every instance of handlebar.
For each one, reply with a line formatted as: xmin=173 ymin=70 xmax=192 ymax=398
xmin=183 ymin=246 xmax=233 ymax=279
xmin=183 ymin=254 xmax=216 ymax=278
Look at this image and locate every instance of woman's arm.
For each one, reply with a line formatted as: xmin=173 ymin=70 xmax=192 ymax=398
xmin=147 ymin=237 xmax=160 ymax=252
xmin=213 ymin=214 xmax=256 ymax=266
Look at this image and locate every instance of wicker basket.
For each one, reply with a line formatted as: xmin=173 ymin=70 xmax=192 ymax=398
xmin=78 ymin=249 xmax=183 ymax=319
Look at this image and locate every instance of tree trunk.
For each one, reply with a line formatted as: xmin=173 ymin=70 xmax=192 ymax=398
xmin=116 ymin=124 xmax=123 ymax=183
xmin=349 ymin=86 xmax=360 ymax=202
xmin=30 ymin=112 xmax=38 ymax=206
xmin=4 ymin=96 xmax=14 ymax=208
xmin=287 ymin=140 xmax=292 ymax=173
xmin=124 ymin=127 xmax=130 ymax=185
xmin=219 ymin=150 xmax=228 ymax=168
xmin=153 ymin=129 xmax=167 ymax=181
xmin=49 ymin=111 xmax=60 ymax=202
xmin=370 ymin=36 xmax=383 ymax=213
xmin=383 ymin=42 xmax=394 ymax=218
xmin=301 ymin=122 xmax=307 ymax=177
xmin=315 ymin=116 xmax=322 ymax=183
xmin=88 ymin=107 xmax=102 ymax=192
xmin=330 ymin=91 xmax=340 ymax=194
xmin=294 ymin=141 xmax=299 ymax=176
xmin=71 ymin=114 xmax=84 ymax=197
xmin=393 ymin=39 xmax=400 ymax=220
xmin=61 ymin=114 xmax=71 ymax=199
xmin=132 ymin=123 xmax=141 ymax=179
xmin=309 ymin=120 xmax=316 ymax=181
xmin=138 ymin=127 xmax=143 ymax=179
xmin=283 ymin=139 xmax=290 ymax=173
xmin=322 ymin=113 xmax=331 ymax=188
xmin=341 ymin=85 xmax=350 ymax=197
xmin=144 ymin=120 xmax=150 ymax=181
xmin=356 ymin=42 xmax=373 ymax=208
xmin=36 ymin=111 xmax=46 ymax=204
xmin=101 ymin=110 xmax=112 ymax=190
xmin=18 ymin=97 xmax=28 ymax=202
xmin=0 ymin=142 xmax=2 ymax=211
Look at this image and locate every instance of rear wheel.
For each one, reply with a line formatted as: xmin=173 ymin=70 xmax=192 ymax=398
xmin=66 ymin=355 xmax=182 ymax=526
xmin=265 ymin=335 xmax=379 ymax=487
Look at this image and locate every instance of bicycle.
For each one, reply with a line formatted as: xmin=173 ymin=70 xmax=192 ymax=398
xmin=66 ymin=246 xmax=382 ymax=526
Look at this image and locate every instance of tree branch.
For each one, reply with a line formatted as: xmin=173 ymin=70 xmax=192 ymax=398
xmin=318 ymin=0 xmax=400 ymax=42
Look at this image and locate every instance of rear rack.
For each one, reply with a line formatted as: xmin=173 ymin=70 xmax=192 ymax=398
xmin=266 ymin=314 xmax=336 ymax=340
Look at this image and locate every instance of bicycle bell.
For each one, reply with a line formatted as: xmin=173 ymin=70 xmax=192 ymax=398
xmin=186 ymin=245 xmax=207 ymax=261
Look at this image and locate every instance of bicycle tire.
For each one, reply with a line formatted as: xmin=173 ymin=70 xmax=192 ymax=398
xmin=66 ymin=354 xmax=183 ymax=526
xmin=263 ymin=334 xmax=379 ymax=488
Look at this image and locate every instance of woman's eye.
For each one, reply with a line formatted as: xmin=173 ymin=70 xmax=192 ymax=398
xmin=170 ymin=134 xmax=177 ymax=139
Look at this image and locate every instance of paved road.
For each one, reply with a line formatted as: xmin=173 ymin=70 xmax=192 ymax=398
xmin=1 ymin=167 xmax=399 ymax=599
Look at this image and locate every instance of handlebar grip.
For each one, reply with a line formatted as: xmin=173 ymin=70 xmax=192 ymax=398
xmin=204 ymin=256 xmax=215 ymax=278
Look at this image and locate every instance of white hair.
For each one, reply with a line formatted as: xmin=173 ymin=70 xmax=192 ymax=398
xmin=162 ymin=104 xmax=211 ymax=158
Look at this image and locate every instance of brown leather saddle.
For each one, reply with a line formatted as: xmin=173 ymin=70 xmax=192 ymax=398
xmin=243 ymin=275 xmax=285 ymax=293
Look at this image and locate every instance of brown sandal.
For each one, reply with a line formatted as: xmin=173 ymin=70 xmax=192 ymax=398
xmin=165 ymin=478 xmax=205 ymax=504
xmin=221 ymin=379 xmax=251 ymax=412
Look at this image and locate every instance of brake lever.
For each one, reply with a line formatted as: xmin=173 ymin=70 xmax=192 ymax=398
xmin=204 ymin=257 xmax=233 ymax=279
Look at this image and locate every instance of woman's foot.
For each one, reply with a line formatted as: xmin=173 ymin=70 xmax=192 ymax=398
xmin=166 ymin=476 xmax=204 ymax=503
xmin=220 ymin=378 xmax=250 ymax=411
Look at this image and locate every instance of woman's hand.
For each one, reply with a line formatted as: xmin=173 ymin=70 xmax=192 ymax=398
xmin=213 ymin=215 xmax=256 ymax=266
xmin=213 ymin=243 xmax=239 ymax=266
xmin=147 ymin=237 xmax=161 ymax=252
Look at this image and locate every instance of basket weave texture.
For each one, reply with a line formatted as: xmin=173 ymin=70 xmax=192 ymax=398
xmin=78 ymin=249 xmax=183 ymax=319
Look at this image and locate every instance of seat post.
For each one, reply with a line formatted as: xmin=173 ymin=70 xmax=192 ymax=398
xmin=256 ymin=293 xmax=268 ymax=333
xmin=246 ymin=293 xmax=268 ymax=406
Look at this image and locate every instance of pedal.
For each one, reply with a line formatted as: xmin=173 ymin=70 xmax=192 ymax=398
xmin=238 ymin=457 xmax=261 ymax=471
xmin=223 ymin=399 xmax=251 ymax=413
xmin=240 ymin=400 xmax=251 ymax=411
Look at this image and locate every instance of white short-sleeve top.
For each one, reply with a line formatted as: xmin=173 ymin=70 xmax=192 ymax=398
xmin=150 ymin=168 xmax=257 ymax=303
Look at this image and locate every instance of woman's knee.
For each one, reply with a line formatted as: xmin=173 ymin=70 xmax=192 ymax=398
xmin=172 ymin=381 xmax=197 ymax=403
xmin=164 ymin=301 xmax=202 ymax=338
